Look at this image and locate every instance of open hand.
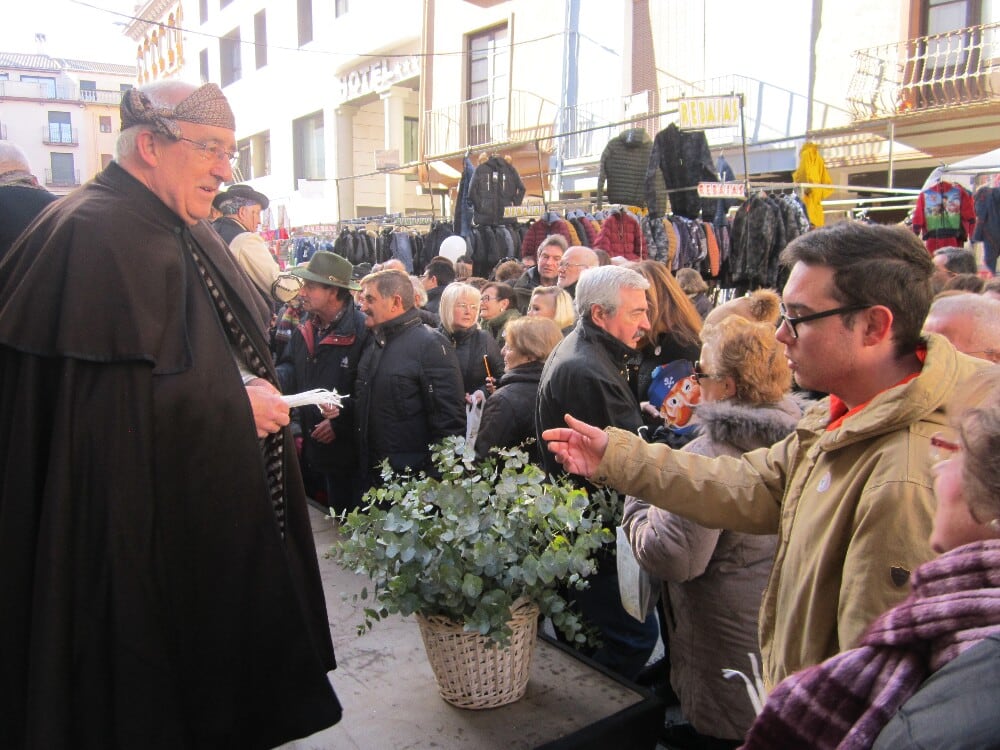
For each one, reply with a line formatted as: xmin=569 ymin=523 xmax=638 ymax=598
xmin=541 ymin=414 xmax=609 ymax=478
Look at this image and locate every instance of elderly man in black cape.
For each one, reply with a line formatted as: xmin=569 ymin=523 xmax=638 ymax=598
xmin=0 ymin=81 xmax=342 ymax=748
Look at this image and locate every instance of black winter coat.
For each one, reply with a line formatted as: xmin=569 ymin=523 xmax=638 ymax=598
xmin=645 ymin=123 xmax=717 ymax=220
xmin=0 ymin=184 xmax=57 ymax=260
xmin=475 ymin=361 xmax=545 ymax=463
xmin=439 ymin=324 xmax=504 ymax=396
xmin=355 ymin=308 xmax=466 ymax=477
xmin=536 ymin=319 xmax=643 ymax=488
xmin=469 ymin=156 xmax=526 ymax=225
xmin=276 ymin=307 xmax=369 ymax=474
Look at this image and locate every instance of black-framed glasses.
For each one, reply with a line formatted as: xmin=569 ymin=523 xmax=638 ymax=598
xmin=177 ymin=136 xmax=240 ymax=168
xmin=480 ymin=295 xmax=496 ymax=303
xmin=692 ymin=360 xmax=723 ymax=382
xmin=778 ymin=303 xmax=871 ymax=339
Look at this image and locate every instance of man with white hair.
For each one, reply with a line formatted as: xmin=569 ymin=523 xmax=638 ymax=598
xmin=535 ymin=264 xmax=658 ymax=679
xmin=557 ymin=245 xmax=599 ymax=298
xmin=0 ymin=141 xmax=56 ymax=258
xmin=0 ymin=80 xmax=342 ymax=747
xmin=923 ymin=292 xmax=1000 ymax=362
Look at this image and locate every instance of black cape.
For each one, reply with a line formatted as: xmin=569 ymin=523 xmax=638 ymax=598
xmin=0 ymin=163 xmax=341 ymax=749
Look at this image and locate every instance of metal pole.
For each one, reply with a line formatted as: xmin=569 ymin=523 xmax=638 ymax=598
xmin=739 ymin=93 xmax=750 ymax=194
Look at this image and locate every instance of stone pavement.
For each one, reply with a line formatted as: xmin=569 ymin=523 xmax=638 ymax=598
xmin=276 ymin=504 xmax=674 ymax=749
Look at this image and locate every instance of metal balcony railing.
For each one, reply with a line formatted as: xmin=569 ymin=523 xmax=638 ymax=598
xmin=557 ymin=75 xmax=848 ymax=162
xmin=424 ymin=90 xmax=558 ymax=157
xmin=0 ymin=80 xmax=125 ymax=105
xmin=44 ymin=169 xmax=81 ymax=187
xmin=42 ymin=125 xmax=78 ymax=146
xmin=848 ymin=21 xmax=1000 ymax=119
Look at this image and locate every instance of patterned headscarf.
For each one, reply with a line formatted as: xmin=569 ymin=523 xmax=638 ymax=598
xmin=120 ymin=83 xmax=236 ymax=138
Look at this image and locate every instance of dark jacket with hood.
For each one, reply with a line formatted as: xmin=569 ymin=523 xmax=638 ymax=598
xmin=598 ymin=128 xmax=665 ymax=212
xmin=355 ymin=307 xmax=466 ymax=477
xmin=276 ymin=306 xmax=370 ymax=474
xmin=468 ymin=156 xmax=526 ymax=226
xmin=645 ymin=123 xmax=717 ymax=220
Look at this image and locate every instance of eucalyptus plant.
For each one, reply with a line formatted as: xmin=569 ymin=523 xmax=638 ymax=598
xmin=331 ymin=438 xmax=614 ymax=646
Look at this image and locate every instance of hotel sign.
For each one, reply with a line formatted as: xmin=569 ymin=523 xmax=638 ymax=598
xmin=339 ymin=56 xmax=420 ymax=101
xmin=678 ymin=96 xmax=741 ymax=129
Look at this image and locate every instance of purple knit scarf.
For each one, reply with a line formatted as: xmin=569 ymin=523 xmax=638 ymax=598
xmin=741 ymin=539 xmax=1000 ymax=749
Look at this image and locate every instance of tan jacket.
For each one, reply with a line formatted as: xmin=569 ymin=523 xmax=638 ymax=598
xmin=594 ymin=334 xmax=987 ymax=688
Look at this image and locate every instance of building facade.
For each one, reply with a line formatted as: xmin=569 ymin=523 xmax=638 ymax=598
xmin=123 ymin=0 xmax=999 ymax=227
xmin=0 ymin=53 xmax=136 ymax=195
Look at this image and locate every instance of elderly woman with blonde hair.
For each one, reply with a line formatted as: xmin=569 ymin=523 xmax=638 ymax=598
xmin=623 ymin=312 xmax=804 ymax=748
xmin=437 ymin=282 xmax=503 ymax=401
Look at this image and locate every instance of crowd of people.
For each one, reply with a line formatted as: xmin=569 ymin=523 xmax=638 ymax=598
xmin=2 ymin=80 xmax=999 ymax=750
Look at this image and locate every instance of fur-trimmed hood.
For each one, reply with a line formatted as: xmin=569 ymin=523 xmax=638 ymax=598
xmin=692 ymin=393 xmax=806 ymax=453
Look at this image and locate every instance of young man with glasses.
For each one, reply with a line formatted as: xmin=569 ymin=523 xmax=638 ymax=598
xmin=543 ymin=221 xmax=990 ymax=690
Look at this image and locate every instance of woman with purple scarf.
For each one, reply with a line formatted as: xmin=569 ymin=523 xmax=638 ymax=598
xmin=741 ymin=365 xmax=1000 ymax=750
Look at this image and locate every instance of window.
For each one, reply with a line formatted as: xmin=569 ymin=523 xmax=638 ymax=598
xmin=254 ymin=10 xmax=267 ymax=69
xmin=80 ymin=80 xmax=97 ymax=101
xmin=99 ymin=115 xmax=113 ymax=133
xmin=199 ymin=49 xmax=209 ymax=82
xmin=404 ymin=116 xmax=418 ymax=180
xmin=298 ymin=0 xmax=313 ymax=46
xmin=466 ymin=25 xmax=508 ymax=146
xmin=21 ymin=75 xmax=56 ymax=98
xmin=47 ymin=112 xmax=73 ymax=144
xmin=220 ymin=0 xmax=233 ymax=7
xmin=220 ymin=27 xmax=242 ymax=86
xmin=923 ymin=0 xmax=1000 ymax=65
xmin=49 ymin=153 xmax=76 ymax=186
xmin=293 ymin=111 xmax=324 ymax=184
xmin=120 ymin=83 xmax=133 ymax=93
xmin=101 ymin=153 xmax=113 ymax=169
xmin=199 ymin=0 xmax=208 ymax=24
xmin=335 ymin=0 xmax=348 ymax=17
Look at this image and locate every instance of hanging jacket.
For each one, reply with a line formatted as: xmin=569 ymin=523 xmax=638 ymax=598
xmin=645 ymin=123 xmax=717 ymax=220
xmin=454 ymin=156 xmax=476 ymax=240
xmin=598 ymin=128 xmax=664 ymax=212
xmin=593 ymin=210 xmax=645 ymax=261
xmin=912 ymin=180 xmax=976 ymax=252
xmin=972 ymin=186 xmax=1000 ymax=272
xmin=468 ymin=156 xmax=526 ymax=226
xmin=519 ymin=214 xmax=577 ymax=260
xmin=791 ymin=142 xmax=833 ymax=227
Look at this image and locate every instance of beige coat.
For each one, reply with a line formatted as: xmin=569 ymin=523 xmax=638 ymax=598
xmin=595 ymin=334 xmax=987 ymax=688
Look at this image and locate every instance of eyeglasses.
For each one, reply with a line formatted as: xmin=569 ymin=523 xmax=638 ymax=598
xmin=454 ymin=302 xmax=479 ymax=311
xmin=480 ymin=295 xmax=496 ymax=303
xmin=558 ymin=262 xmax=589 ymax=271
xmin=929 ymin=432 xmax=961 ymax=463
xmin=692 ymin=361 xmax=724 ymax=382
xmin=177 ymin=137 xmax=240 ymax=168
xmin=778 ymin=303 xmax=871 ymax=339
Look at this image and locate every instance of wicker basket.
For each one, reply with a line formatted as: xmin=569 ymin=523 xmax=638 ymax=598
xmin=415 ymin=598 xmax=540 ymax=709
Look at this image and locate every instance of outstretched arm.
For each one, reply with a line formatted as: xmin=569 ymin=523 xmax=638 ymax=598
xmin=541 ymin=413 xmax=609 ymax=477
